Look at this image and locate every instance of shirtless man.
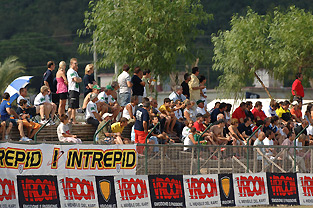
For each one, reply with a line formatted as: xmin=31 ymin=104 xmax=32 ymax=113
xmin=210 ymin=119 xmax=231 ymax=145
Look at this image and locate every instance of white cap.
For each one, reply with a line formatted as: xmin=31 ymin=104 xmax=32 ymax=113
xmin=291 ymin=101 xmax=298 ymax=106
xmin=102 ymin=113 xmax=113 ymax=119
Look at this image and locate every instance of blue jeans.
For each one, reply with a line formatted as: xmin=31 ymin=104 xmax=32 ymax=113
xmin=119 ymin=92 xmax=131 ymax=107
xmin=149 ymin=136 xmax=159 ymax=152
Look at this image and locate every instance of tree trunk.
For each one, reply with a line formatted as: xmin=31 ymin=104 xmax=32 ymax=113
xmin=254 ymin=71 xmax=273 ymax=100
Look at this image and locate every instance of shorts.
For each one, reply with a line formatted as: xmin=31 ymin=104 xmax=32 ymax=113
xmin=134 ymin=129 xmax=148 ymax=144
xmin=22 ymin=119 xmax=41 ymax=130
xmin=58 ymin=92 xmax=68 ymax=100
xmin=5 ymin=119 xmax=17 ymax=127
xmin=51 ymin=93 xmax=59 ymax=105
xmin=158 ymin=137 xmax=167 ymax=144
xmin=99 ymin=137 xmax=115 ymax=145
xmin=68 ymin=90 xmax=80 ymax=109
xmin=119 ymin=92 xmax=131 ymax=107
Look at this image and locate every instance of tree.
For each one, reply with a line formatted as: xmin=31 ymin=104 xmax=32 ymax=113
xmin=212 ymin=9 xmax=272 ymax=99
xmin=212 ymin=7 xmax=313 ymax=99
xmin=0 ymin=56 xmax=25 ymax=93
xmin=78 ymin=0 xmax=211 ymax=76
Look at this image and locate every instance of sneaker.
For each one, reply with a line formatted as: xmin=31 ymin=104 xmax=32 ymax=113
xmin=19 ymin=137 xmax=32 ymax=142
xmin=39 ymin=120 xmax=48 ymax=125
xmin=49 ymin=120 xmax=56 ymax=125
xmin=5 ymin=135 xmax=9 ymax=140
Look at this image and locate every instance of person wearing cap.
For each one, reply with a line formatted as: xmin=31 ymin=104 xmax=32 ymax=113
xmin=169 ymin=86 xmax=186 ymax=102
xmin=83 ymin=64 xmax=96 ymax=98
xmin=86 ymin=93 xmax=102 ymax=128
xmin=82 ymin=84 xmax=106 ymax=114
xmin=98 ymin=85 xmax=121 ymax=122
xmin=96 ymin=113 xmax=124 ymax=145
xmin=196 ymin=100 xmax=207 ymax=116
xmin=290 ymin=100 xmax=303 ymax=123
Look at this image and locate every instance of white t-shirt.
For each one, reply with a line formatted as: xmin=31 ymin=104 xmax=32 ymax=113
xmin=265 ymin=106 xmax=278 ymax=117
xmin=17 ymin=95 xmax=31 ymax=107
xmin=34 ymin=93 xmax=50 ymax=106
xmin=196 ymin=106 xmax=206 ymax=115
xmin=122 ymin=103 xmax=136 ymax=120
xmin=57 ymin=123 xmax=70 ymax=142
xmin=184 ymin=108 xmax=196 ymax=122
xmin=98 ymin=92 xmax=115 ymax=104
xmin=174 ymin=108 xmax=183 ymax=120
xmin=307 ymin=125 xmax=313 ymax=136
xmin=67 ymin=68 xmax=80 ymax=92
xmin=182 ymin=126 xmax=191 ymax=141
xmin=86 ymin=101 xmax=98 ymax=119
xmin=263 ymin=137 xmax=274 ymax=156
xmin=184 ymin=133 xmax=194 ymax=151
xmin=118 ymin=71 xmax=131 ymax=94
xmin=169 ymin=91 xmax=186 ymax=102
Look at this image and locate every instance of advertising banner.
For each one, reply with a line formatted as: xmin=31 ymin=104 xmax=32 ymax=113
xmin=218 ymin=173 xmax=235 ymax=207
xmin=115 ymin=175 xmax=152 ymax=208
xmin=183 ymin=174 xmax=221 ymax=207
xmin=17 ymin=175 xmax=61 ymax=208
xmin=233 ymin=172 xmax=269 ymax=206
xmin=0 ymin=143 xmax=137 ymax=176
xmin=148 ymin=175 xmax=185 ymax=208
xmin=297 ymin=173 xmax=313 ymax=205
xmin=0 ymin=176 xmax=18 ymax=208
xmin=58 ymin=176 xmax=98 ymax=208
xmin=95 ymin=176 xmax=118 ymax=208
xmin=267 ymin=172 xmax=299 ymax=205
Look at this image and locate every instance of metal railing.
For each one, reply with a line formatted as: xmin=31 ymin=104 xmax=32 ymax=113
xmin=93 ymin=120 xmax=111 ymax=144
xmin=34 ymin=118 xmax=52 ymax=143
xmin=246 ymin=125 xmax=263 ymax=173
xmin=144 ymin=122 xmax=160 ymax=174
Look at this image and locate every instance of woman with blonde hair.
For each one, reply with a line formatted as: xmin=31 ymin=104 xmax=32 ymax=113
xmin=56 ymin=61 xmax=68 ymax=116
xmin=83 ymin=64 xmax=96 ymax=97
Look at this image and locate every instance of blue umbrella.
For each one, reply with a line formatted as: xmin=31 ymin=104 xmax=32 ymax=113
xmin=4 ymin=76 xmax=33 ymax=104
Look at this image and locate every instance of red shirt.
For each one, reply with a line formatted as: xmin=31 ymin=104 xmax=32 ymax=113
xmin=193 ymin=121 xmax=205 ymax=132
xmin=251 ymin=108 xmax=267 ymax=121
xmin=292 ymin=79 xmax=304 ymax=97
xmin=232 ymin=107 xmax=246 ymax=123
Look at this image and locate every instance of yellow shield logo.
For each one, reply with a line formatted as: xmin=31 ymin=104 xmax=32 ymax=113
xmin=99 ymin=179 xmax=111 ymax=202
xmin=221 ymin=177 xmax=230 ymax=198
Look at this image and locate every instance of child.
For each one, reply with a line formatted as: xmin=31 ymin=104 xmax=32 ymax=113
xmin=57 ymin=114 xmax=82 ymax=143
xmin=159 ymin=98 xmax=177 ymax=134
xmin=16 ymin=99 xmax=41 ymax=139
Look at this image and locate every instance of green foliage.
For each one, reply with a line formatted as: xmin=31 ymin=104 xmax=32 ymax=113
xmin=0 ymin=56 xmax=25 ymax=93
xmin=212 ymin=6 xmax=313 ymax=98
xmin=79 ymin=0 xmax=212 ymax=76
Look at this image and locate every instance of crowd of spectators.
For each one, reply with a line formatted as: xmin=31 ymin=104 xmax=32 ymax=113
xmin=0 ymin=58 xmax=312 ymax=167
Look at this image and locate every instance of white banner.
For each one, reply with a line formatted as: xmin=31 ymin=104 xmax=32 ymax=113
xmin=183 ymin=174 xmax=221 ymax=207
xmin=115 ymin=175 xmax=152 ymax=208
xmin=0 ymin=143 xmax=137 ymax=176
xmin=58 ymin=175 xmax=98 ymax=208
xmin=233 ymin=172 xmax=269 ymax=206
xmin=0 ymin=175 xmax=18 ymax=208
xmin=297 ymin=173 xmax=313 ymax=205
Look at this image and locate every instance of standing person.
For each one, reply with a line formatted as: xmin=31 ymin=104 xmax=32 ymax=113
xmin=181 ymin=73 xmax=191 ymax=99
xmin=131 ymin=67 xmax=145 ymax=103
xmin=57 ymin=114 xmax=82 ymax=143
xmin=67 ymin=58 xmax=82 ymax=124
xmin=188 ymin=67 xmax=204 ymax=102
xmin=142 ymin=69 xmax=152 ymax=97
xmin=83 ymin=64 xmax=96 ymax=98
xmin=134 ymin=101 xmax=154 ymax=154
xmin=118 ymin=64 xmax=133 ymax=107
xmin=56 ymin=61 xmax=68 ymax=116
xmin=199 ymin=75 xmax=207 ymax=106
xmin=43 ymin=61 xmax=58 ymax=105
xmin=292 ymin=73 xmax=304 ymax=102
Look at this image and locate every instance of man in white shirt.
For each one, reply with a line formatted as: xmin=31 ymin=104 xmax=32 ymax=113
xmin=118 ymin=64 xmax=133 ymax=107
xmin=86 ymin=93 xmax=102 ymax=127
xmin=17 ymin=87 xmax=38 ymax=117
xmin=34 ymin=86 xmax=57 ymax=125
xmin=263 ymin=129 xmax=275 ymax=159
xmin=169 ymin=86 xmax=186 ymax=102
xmin=196 ymin=100 xmax=207 ymax=115
xmin=67 ymin=58 xmax=82 ymax=124
xmin=98 ymin=85 xmax=121 ymax=122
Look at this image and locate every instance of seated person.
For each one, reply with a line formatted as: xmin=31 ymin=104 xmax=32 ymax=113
xmin=265 ymin=100 xmax=279 ymax=118
xmin=182 ymin=120 xmax=194 ymax=142
xmin=276 ymin=100 xmax=292 ymax=124
xmin=16 ymin=99 xmax=41 ymax=139
xmin=263 ymin=129 xmax=276 ymax=158
xmin=111 ymin=117 xmax=130 ymax=144
xmin=159 ymin=98 xmax=176 ymax=134
xmin=184 ymin=127 xmax=206 ymax=151
xmin=238 ymin=117 xmax=253 ymax=139
xmin=228 ymin=118 xmax=247 ymax=145
xmin=172 ymin=99 xmax=185 ymax=138
xmin=210 ymin=119 xmax=231 ymax=145
xmin=169 ymin=86 xmax=186 ymax=102
xmin=98 ymin=85 xmax=121 ymax=122
xmin=0 ymin=92 xmax=28 ymax=141
xmin=96 ymin=113 xmax=123 ymax=144
xmin=57 ymin=114 xmax=82 ymax=143
xmin=85 ymin=93 xmax=102 ymax=127
xmin=254 ymin=132 xmax=266 ymax=160
xmin=82 ymin=85 xmax=106 ymax=115
xmin=211 ymin=102 xmax=227 ymax=123
xmin=34 ymin=86 xmax=57 ymax=125
xmin=184 ymin=100 xmax=196 ymax=122
xmin=251 ymin=101 xmax=267 ymax=122
xmin=290 ymin=101 xmax=303 ymax=123
xmin=232 ymin=102 xmax=246 ymax=123
xmin=0 ymin=120 xmax=5 ymax=140
xmin=196 ymin=100 xmax=207 ymax=115
xmin=17 ymin=87 xmax=38 ymax=117
xmin=122 ymin=95 xmax=138 ymax=125
xmin=193 ymin=113 xmax=215 ymax=147
xmin=203 ymin=114 xmax=211 ymax=128
xmin=269 ymin=115 xmax=285 ymax=145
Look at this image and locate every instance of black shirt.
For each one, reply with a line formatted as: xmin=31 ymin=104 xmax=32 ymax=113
xmin=131 ymin=75 xmax=144 ymax=96
xmin=238 ymin=123 xmax=252 ymax=136
xmin=295 ymin=125 xmax=307 ymax=136
xmin=83 ymin=74 xmax=95 ymax=95
xmin=181 ymin=81 xmax=190 ymax=99
xmin=43 ymin=69 xmax=55 ymax=93
xmin=245 ymin=110 xmax=254 ymax=122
